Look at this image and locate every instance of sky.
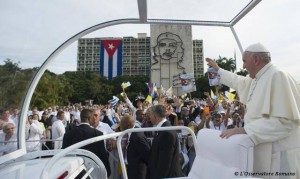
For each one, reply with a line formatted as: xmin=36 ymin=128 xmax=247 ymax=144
xmin=1 ymin=0 xmax=300 ymax=81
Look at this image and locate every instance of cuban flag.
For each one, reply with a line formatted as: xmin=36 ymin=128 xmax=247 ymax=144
xmin=100 ymin=39 xmax=122 ymax=80
xmin=146 ymin=82 xmax=157 ymax=98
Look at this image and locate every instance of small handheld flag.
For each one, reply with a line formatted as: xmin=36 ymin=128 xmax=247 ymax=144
xmin=108 ymin=96 xmax=119 ymax=106
xmin=121 ymin=81 xmax=131 ymax=90
xmin=146 ymin=82 xmax=157 ymax=98
xmin=145 ymin=95 xmax=152 ymax=104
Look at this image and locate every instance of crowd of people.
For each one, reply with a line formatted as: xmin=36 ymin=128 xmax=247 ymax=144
xmin=1 ymin=42 xmax=299 ymax=178
xmin=0 ymin=85 xmax=244 ymax=178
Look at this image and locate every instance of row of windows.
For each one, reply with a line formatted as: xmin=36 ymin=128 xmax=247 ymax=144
xmin=78 ymin=53 xmax=100 ymax=56
xmin=79 ymin=51 xmax=100 ymax=54
xmin=122 ymin=73 xmax=150 ymax=76
xmin=78 ymin=57 xmax=99 ymax=61
xmin=123 ymin=38 xmax=150 ymax=42
xmin=78 ymin=46 xmax=100 ymax=49
xmin=122 ymin=67 xmax=150 ymax=71
xmin=193 ymin=49 xmax=203 ymax=53
xmin=123 ymin=46 xmax=150 ymax=49
xmin=122 ymin=64 xmax=150 ymax=68
xmin=194 ymin=67 xmax=204 ymax=71
xmin=123 ymin=45 xmax=150 ymax=49
xmin=123 ymin=48 xmax=150 ymax=51
xmin=77 ymin=68 xmax=99 ymax=71
xmin=78 ymin=60 xmax=99 ymax=64
xmin=123 ymin=59 xmax=150 ymax=62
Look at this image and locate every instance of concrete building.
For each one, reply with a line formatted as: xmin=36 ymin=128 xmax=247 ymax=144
xmin=77 ymin=34 xmax=204 ymax=81
xmin=122 ymin=33 xmax=151 ymax=76
xmin=77 ymin=38 xmax=101 ymax=72
xmin=193 ymin=39 xmax=204 ymax=79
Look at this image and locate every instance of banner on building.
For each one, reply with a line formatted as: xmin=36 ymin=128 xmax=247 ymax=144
xmin=100 ymin=39 xmax=123 ymax=80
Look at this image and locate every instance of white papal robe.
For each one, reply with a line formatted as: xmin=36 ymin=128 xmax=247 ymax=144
xmin=219 ymin=63 xmax=300 ymax=179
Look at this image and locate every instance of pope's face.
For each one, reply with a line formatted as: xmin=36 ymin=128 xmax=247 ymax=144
xmin=242 ymin=52 xmax=256 ymax=78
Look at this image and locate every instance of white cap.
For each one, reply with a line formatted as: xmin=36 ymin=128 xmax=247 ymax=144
xmin=245 ymin=43 xmax=269 ymax=53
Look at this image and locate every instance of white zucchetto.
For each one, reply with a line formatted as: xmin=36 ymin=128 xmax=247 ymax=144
xmin=245 ymin=43 xmax=269 ymax=53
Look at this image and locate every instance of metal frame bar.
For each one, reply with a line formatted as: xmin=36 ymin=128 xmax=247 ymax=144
xmin=137 ymin=0 xmax=148 ymax=22
xmin=230 ymin=26 xmax=244 ymax=55
xmin=230 ymin=0 xmax=263 ymax=26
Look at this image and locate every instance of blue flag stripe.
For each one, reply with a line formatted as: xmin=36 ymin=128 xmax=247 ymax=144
xmin=117 ymin=43 xmax=122 ymax=76
xmin=99 ymin=43 xmax=104 ymax=76
xmin=108 ymin=57 xmax=113 ymax=80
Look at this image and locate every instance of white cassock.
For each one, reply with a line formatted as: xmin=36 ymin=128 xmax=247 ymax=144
xmin=219 ymin=63 xmax=300 ymax=179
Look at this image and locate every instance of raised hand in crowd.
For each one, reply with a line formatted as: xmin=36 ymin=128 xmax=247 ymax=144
xmin=197 ymin=112 xmax=210 ymax=131
xmin=174 ymin=97 xmax=182 ymax=109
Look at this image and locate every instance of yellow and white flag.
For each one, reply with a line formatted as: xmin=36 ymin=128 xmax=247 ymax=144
xmin=145 ymin=95 xmax=152 ymax=104
xmin=121 ymin=81 xmax=131 ymax=89
xmin=225 ymin=91 xmax=235 ymax=101
xmin=210 ymin=90 xmax=215 ymax=99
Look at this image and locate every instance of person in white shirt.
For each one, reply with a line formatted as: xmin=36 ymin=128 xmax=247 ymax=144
xmin=2 ymin=109 xmax=15 ymax=127
xmin=51 ymin=111 xmax=66 ymax=149
xmin=0 ymin=122 xmax=17 ymax=155
xmin=91 ymin=109 xmax=114 ymax=135
xmin=91 ymin=108 xmax=120 ymax=179
xmin=63 ymin=106 xmax=71 ymax=127
xmin=70 ymin=106 xmax=81 ymax=125
xmin=26 ymin=115 xmax=43 ymax=152
xmin=9 ymin=108 xmax=19 ymax=128
xmin=206 ymin=43 xmax=300 ymax=178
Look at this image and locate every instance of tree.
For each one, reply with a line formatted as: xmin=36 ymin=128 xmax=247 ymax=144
xmin=63 ymin=71 xmax=112 ymax=105
xmin=31 ymin=70 xmax=74 ymax=108
xmin=0 ymin=59 xmax=35 ymax=109
xmin=111 ymin=75 xmax=149 ymax=102
xmin=191 ymin=74 xmax=211 ymax=99
xmin=215 ymin=56 xmax=236 ymax=72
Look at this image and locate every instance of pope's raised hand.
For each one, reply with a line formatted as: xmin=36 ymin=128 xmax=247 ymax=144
xmin=206 ymin=58 xmax=220 ymax=72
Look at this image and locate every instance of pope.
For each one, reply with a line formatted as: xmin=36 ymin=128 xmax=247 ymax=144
xmin=206 ymin=43 xmax=300 ymax=178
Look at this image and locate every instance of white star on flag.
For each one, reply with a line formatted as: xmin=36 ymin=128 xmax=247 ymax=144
xmin=108 ymin=43 xmax=115 ymax=50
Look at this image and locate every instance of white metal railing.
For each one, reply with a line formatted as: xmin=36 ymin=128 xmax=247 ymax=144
xmin=40 ymin=126 xmax=196 ymax=179
xmin=116 ymin=126 xmax=196 ymax=179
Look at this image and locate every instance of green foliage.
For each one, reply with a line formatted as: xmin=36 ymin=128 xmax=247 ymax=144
xmin=1 ymin=56 xmax=249 ymax=109
xmin=62 ymin=71 xmax=111 ymax=105
xmin=0 ymin=59 xmax=36 ymax=109
xmin=191 ymin=74 xmax=211 ymax=99
xmin=215 ymin=56 xmax=236 ymax=72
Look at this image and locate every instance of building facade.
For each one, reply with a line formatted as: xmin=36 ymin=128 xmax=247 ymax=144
xmin=122 ymin=33 xmax=151 ymax=76
xmin=193 ymin=39 xmax=204 ymax=79
xmin=77 ymin=38 xmax=101 ymax=72
xmin=77 ymin=35 xmax=203 ymax=80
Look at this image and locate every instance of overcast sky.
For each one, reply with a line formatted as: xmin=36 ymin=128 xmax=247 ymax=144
xmin=1 ymin=0 xmax=300 ymax=81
